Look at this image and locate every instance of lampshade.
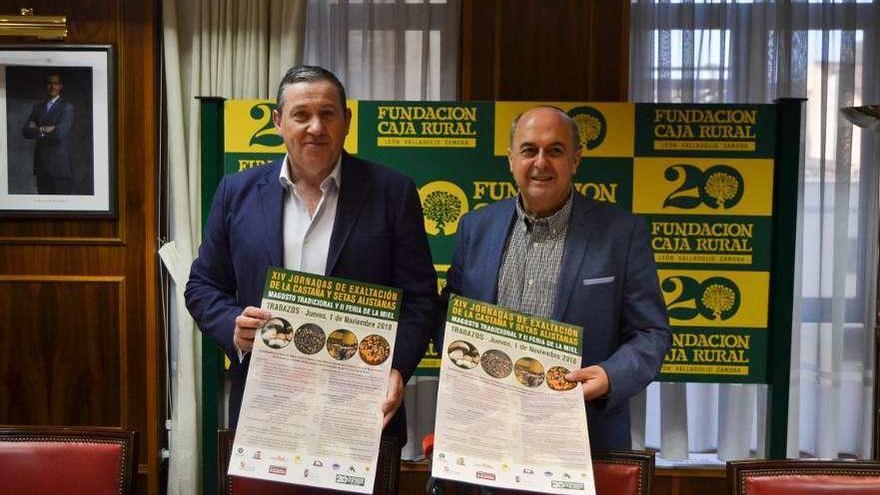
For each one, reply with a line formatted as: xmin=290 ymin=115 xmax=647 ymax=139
xmin=840 ymin=105 xmax=880 ymax=131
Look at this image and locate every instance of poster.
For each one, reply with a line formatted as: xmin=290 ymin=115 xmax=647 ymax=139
xmin=223 ymin=99 xmax=779 ymax=383
xmin=228 ymin=267 xmax=400 ymax=493
xmin=431 ymin=295 xmax=593 ymax=495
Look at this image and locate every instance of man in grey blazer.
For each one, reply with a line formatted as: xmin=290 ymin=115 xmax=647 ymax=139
xmin=444 ymin=106 xmax=670 ymax=450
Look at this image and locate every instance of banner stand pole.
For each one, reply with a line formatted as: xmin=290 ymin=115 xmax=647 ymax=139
xmin=766 ymin=97 xmax=806 ymax=459
xmin=197 ymin=96 xmax=226 ymax=495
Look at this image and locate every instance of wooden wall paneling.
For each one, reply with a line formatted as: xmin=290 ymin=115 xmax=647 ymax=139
xmin=588 ymin=0 xmax=630 ymax=100
xmin=0 ymin=221 xmax=123 ymax=244
xmin=119 ymin=1 xmax=160 ymax=493
xmin=653 ymin=467 xmax=727 ymax=495
xmin=460 ymin=0 xmax=630 ymax=102
xmin=0 ymin=1 xmax=160 ymax=494
xmin=459 ymin=0 xmax=498 ymax=100
xmin=0 ymin=276 xmax=124 ymax=425
xmin=495 ymin=0 xmax=579 ymax=100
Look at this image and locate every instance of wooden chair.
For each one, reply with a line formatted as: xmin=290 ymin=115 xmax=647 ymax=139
xmin=219 ymin=429 xmax=400 ymax=495
xmin=0 ymin=426 xmax=137 ymax=495
xmin=727 ymin=458 xmax=880 ymax=495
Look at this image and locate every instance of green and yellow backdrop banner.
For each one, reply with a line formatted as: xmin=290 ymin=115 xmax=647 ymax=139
xmin=222 ymin=99 xmax=785 ymax=384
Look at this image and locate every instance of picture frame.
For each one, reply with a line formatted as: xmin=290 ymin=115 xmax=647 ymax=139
xmin=0 ymin=44 xmax=115 ymax=217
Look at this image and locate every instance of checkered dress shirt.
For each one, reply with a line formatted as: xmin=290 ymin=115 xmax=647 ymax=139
xmin=496 ymin=192 xmax=573 ymax=318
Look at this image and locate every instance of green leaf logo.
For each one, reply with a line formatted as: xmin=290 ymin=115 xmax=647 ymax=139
xmin=567 ymin=106 xmax=607 ymax=150
xmin=700 ymin=165 xmax=744 ymax=210
xmin=418 ymin=181 xmax=469 ymax=236
xmin=698 ymin=277 xmax=741 ymax=320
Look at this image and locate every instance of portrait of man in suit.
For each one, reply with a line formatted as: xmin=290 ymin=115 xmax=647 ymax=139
xmin=186 ymin=66 xmax=437 ymax=457
xmin=444 ymin=106 xmax=671 ymax=450
xmin=4 ymin=65 xmax=94 ymax=198
xmin=21 ymin=73 xmax=75 ymax=194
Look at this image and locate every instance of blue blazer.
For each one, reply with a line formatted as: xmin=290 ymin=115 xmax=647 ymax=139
xmin=22 ymin=97 xmax=74 ymax=179
xmin=445 ymin=193 xmax=670 ymax=450
xmin=186 ymin=153 xmax=438 ymax=439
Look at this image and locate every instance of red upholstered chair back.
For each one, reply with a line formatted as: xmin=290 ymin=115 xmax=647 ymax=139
xmin=219 ymin=429 xmax=400 ymax=495
xmin=0 ymin=427 xmax=137 ymax=495
xmin=592 ymin=450 xmax=655 ymax=495
xmin=727 ymin=459 xmax=880 ymax=495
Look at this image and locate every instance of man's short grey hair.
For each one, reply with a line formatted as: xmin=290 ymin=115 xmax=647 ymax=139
xmin=276 ymin=65 xmax=347 ymax=112
xmin=509 ymin=105 xmax=581 ymax=151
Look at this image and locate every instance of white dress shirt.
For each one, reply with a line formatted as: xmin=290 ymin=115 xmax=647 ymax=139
xmin=280 ymin=154 xmax=341 ymax=274
xmin=236 ymin=155 xmax=342 ymax=361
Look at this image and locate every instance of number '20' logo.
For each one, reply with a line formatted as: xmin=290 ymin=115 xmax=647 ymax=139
xmin=662 ymin=164 xmax=744 ymax=210
xmin=248 ymin=102 xmax=283 ymax=147
xmin=661 ymin=275 xmax=741 ymax=321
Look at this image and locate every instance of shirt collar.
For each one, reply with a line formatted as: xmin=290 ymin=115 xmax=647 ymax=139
xmin=48 ymin=96 xmax=60 ymax=104
xmin=515 ymin=190 xmax=574 ymax=233
xmin=279 ymin=154 xmax=343 ymax=193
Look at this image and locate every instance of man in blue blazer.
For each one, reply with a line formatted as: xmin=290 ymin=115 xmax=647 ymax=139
xmin=22 ymin=73 xmax=74 ymax=194
xmin=185 ymin=66 xmax=437 ymax=445
xmin=445 ymin=106 xmax=670 ymax=450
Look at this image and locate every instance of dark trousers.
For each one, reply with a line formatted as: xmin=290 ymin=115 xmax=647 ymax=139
xmin=36 ymin=173 xmax=73 ymax=194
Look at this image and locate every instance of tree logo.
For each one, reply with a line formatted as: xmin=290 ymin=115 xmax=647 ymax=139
xmin=661 ymin=275 xmax=741 ymax=321
xmin=700 ymin=278 xmax=740 ymax=320
xmin=419 ymin=181 xmax=469 ymax=236
xmin=662 ymin=163 xmax=744 ymax=210
xmin=567 ymin=106 xmax=607 ymax=150
xmin=700 ymin=165 xmax=744 ymax=210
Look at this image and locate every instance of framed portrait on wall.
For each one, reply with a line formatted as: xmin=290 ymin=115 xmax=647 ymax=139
xmin=0 ymin=44 xmax=115 ymax=217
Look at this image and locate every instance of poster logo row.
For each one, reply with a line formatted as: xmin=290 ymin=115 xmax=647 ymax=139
xmin=226 ymin=101 xmax=773 ymax=158
xmin=415 ymin=157 xmax=772 ymax=239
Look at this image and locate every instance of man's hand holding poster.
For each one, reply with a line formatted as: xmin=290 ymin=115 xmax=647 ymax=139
xmin=229 ymin=267 xmax=401 ymax=494
xmin=433 ymin=295 xmax=594 ymax=495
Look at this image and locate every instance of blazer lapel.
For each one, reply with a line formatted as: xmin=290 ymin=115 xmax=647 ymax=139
xmin=258 ymin=162 xmax=284 ymax=267
xmin=326 ymin=153 xmax=367 ymax=274
xmin=478 ymin=200 xmax=517 ymax=304
xmin=35 ymin=101 xmax=49 ymax=122
xmin=552 ymin=194 xmax=594 ymax=321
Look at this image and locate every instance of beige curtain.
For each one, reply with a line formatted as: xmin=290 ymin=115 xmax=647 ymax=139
xmin=161 ymin=1 xmax=306 ymax=493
